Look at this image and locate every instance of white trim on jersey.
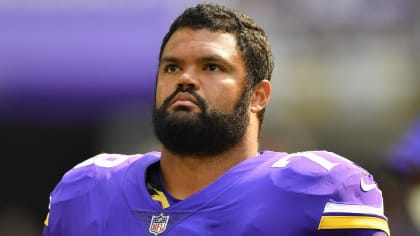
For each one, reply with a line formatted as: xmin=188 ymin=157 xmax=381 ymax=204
xmin=323 ymin=202 xmax=385 ymax=217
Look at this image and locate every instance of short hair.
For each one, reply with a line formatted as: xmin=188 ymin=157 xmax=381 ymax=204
xmin=158 ymin=3 xmax=274 ymax=125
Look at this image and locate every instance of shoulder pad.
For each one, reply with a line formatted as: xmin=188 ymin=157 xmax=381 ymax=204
xmin=271 ymin=150 xmax=388 ymax=234
xmin=51 ymin=153 xmax=142 ymax=202
xmin=271 ymin=150 xmax=355 ymax=174
xmin=270 ymin=150 xmax=382 ymax=196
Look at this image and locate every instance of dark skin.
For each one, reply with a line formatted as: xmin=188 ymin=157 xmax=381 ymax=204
xmin=155 ymin=27 xmax=271 ymax=200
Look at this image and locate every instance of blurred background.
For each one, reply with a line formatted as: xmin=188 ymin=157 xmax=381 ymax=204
xmin=1 ymin=0 xmax=419 ymax=235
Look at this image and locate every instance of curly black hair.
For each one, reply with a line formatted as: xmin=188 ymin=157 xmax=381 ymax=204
xmin=158 ymin=3 xmax=274 ymax=125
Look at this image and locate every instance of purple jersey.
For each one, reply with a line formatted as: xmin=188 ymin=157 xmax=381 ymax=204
xmin=43 ymin=151 xmax=390 ymax=235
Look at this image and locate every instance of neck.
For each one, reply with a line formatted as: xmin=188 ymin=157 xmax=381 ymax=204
xmin=159 ymin=127 xmax=259 ymax=200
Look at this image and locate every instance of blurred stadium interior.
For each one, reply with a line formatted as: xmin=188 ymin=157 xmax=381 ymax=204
xmin=1 ymin=0 xmax=419 ymax=235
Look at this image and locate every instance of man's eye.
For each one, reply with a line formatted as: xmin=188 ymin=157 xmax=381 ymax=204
xmin=165 ymin=65 xmax=179 ymax=72
xmin=205 ymin=64 xmax=221 ymax=72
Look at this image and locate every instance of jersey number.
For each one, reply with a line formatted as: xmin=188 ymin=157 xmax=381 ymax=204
xmin=73 ymin=153 xmax=137 ymax=169
xmin=271 ymin=152 xmax=338 ymax=171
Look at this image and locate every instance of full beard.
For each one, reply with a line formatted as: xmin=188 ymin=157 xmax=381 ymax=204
xmin=152 ymin=86 xmax=251 ymax=157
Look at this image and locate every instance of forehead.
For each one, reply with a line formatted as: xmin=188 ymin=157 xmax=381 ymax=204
xmin=161 ymin=27 xmax=241 ymax=60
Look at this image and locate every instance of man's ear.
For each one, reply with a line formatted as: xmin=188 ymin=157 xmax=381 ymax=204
xmin=250 ymin=80 xmax=271 ymax=113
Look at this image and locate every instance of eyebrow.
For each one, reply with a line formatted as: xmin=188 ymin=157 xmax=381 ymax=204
xmin=159 ymin=55 xmax=235 ymax=71
xmin=198 ymin=55 xmax=235 ymax=71
xmin=199 ymin=55 xmax=230 ymax=66
xmin=160 ymin=56 xmax=181 ymax=65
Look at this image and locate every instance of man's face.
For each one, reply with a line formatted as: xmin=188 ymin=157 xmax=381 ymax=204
xmin=153 ymin=28 xmax=251 ymax=156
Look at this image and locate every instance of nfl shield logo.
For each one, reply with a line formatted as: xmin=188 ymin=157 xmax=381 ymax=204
xmin=149 ymin=213 xmax=169 ymax=235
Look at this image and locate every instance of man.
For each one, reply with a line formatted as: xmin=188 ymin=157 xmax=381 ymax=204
xmin=43 ymin=3 xmax=390 ymax=235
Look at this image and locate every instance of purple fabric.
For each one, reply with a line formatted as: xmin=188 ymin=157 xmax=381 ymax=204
xmin=43 ymin=150 xmax=389 ymax=235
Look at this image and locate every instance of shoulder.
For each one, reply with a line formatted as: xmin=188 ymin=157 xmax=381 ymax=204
xmin=266 ymin=150 xmax=389 ymax=235
xmin=268 ymin=150 xmax=373 ymax=189
xmin=268 ymin=150 xmax=383 ymax=201
xmin=43 ymin=152 xmax=160 ymax=234
xmin=268 ymin=149 xmax=385 ymax=206
xmin=49 ymin=152 xmax=160 ymax=203
xmin=270 ymin=150 xmax=355 ymax=173
xmin=251 ymin=150 xmax=369 ymax=197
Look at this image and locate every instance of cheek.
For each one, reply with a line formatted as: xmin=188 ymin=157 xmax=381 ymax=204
xmin=205 ymin=80 xmax=244 ymax=111
xmin=154 ymin=82 xmax=167 ymax=107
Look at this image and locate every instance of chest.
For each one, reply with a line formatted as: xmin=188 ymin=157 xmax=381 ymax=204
xmin=96 ymin=184 xmax=325 ymax=236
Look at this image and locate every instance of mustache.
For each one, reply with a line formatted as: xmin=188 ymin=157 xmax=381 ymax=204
xmin=160 ymin=87 xmax=208 ymax=112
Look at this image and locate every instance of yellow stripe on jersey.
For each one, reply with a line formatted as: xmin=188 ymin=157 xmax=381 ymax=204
xmin=318 ymin=215 xmax=390 ymax=236
xmin=44 ymin=212 xmax=49 ymax=226
xmin=151 ymin=188 xmax=170 ymax=209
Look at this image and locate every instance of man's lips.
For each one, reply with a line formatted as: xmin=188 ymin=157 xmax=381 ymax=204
xmin=170 ymin=92 xmax=198 ymax=108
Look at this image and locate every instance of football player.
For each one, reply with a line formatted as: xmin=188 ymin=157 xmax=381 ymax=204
xmin=43 ymin=3 xmax=390 ymax=235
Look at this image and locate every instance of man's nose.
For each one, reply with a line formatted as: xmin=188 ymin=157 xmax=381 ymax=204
xmin=177 ymin=70 xmax=200 ymax=90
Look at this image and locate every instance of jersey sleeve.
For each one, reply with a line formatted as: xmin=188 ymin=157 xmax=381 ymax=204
xmin=271 ymin=150 xmax=390 ymax=235
xmin=42 ymin=153 xmax=141 ymax=236
xmin=316 ymin=151 xmax=390 ymax=236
